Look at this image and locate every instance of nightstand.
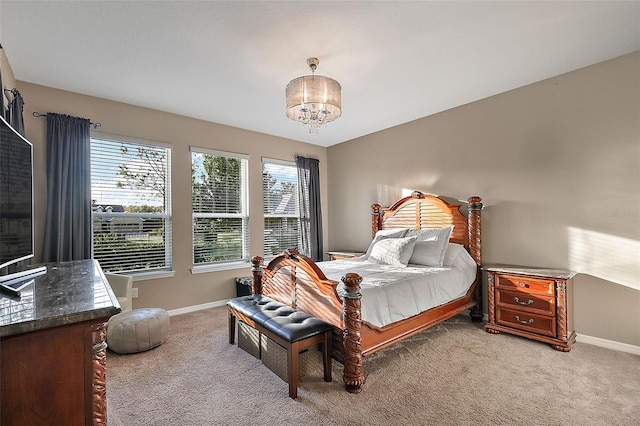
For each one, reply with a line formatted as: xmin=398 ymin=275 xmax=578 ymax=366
xmin=484 ymin=265 xmax=577 ymax=352
xmin=326 ymin=251 xmax=365 ymax=261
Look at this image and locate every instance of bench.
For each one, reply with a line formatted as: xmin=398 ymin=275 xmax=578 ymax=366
xmin=227 ymin=295 xmax=333 ymax=399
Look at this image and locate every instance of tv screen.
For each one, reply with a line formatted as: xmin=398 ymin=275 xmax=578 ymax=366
xmin=0 ymin=115 xmax=34 ymax=271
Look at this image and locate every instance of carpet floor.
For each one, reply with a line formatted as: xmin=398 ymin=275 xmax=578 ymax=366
xmin=107 ymin=306 xmax=640 ymax=425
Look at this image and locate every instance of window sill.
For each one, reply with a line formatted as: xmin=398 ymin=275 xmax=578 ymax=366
xmin=130 ymin=270 xmax=176 ymax=282
xmin=191 ymin=261 xmax=251 ymax=275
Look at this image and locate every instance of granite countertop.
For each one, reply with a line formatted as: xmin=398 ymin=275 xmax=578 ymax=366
xmin=483 ymin=264 xmax=577 ymax=280
xmin=0 ymin=259 xmax=121 ymax=337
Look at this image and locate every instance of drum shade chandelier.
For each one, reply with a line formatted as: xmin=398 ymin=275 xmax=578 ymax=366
xmin=286 ymin=57 xmax=341 ymax=135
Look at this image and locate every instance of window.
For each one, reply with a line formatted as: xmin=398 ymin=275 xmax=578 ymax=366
xmin=191 ymin=148 xmax=249 ymax=266
xmin=90 ymin=136 xmax=172 ymax=274
xmin=263 ymin=159 xmax=300 ymax=257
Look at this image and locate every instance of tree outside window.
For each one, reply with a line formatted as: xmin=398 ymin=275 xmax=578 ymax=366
xmin=91 ymin=138 xmax=172 ymax=273
xmin=191 ymin=149 xmax=248 ymax=265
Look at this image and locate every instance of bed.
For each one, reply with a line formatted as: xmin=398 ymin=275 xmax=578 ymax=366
xmin=249 ymin=191 xmax=483 ymax=393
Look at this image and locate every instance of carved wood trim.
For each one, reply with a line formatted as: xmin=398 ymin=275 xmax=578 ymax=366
xmin=556 ymin=279 xmax=568 ymax=340
xmin=486 ymin=273 xmax=496 ymax=324
xmin=371 ymin=203 xmax=382 ymax=238
xmin=342 ymin=273 xmax=364 ymax=394
xmin=91 ymin=322 xmax=108 ymax=426
xmin=467 ymin=196 xmax=483 ymax=266
xmin=251 ymin=256 xmax=264 ymax=295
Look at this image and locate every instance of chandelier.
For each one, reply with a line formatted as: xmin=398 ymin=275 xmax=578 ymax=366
xmin=285 ymin=57 xmax=342 ymax=135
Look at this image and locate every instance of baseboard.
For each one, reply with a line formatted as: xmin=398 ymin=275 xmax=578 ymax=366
xmin=167 ymin=299 xmax=228 ymax=316
xmin=577 ymin=334 xmax=640 ymax=356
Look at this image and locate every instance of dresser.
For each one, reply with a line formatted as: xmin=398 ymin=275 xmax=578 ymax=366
xmin=484 ymin=265 xmax=576 ymax=352
xmin=0 ymin=260 xmax=120 ymax=425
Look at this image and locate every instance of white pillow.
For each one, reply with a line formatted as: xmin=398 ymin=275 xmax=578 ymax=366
xmin=443 ymin=243 xmax=467 ymax=267
xmin=363 ymin=228 xmax=408 ymax=259
xmin=368 ymin=235 xmax=417 ymax=267
xmin=407 ymin=226 xmax=454 ymax=266
xmin=407 ymin=225 xmax=454 ymax=242
xmin=408 ymin=241 xmax=446 ymax=266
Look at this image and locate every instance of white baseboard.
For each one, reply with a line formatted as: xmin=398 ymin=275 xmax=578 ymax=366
xmin=577 ymin=334 xmax=640 ymax=356
xmin=167 ymin=299 xmax=228 ymax=316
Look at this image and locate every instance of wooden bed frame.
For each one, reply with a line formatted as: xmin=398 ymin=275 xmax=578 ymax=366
xmin=250 ymin=191 xmax=483 ymax=394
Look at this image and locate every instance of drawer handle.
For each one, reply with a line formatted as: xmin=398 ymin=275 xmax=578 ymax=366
xmin=519 ymin=282 xmax=530 ymax=288
xmin=515 ymin=315 xmax=534 ymax=325
xmin=514 ymin=296 xmax=534 ymax=306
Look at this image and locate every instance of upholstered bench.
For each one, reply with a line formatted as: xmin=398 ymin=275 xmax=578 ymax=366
xmin=227 ymin=295 xmax=333 ymax=399
xmin=107 ymin=308 xmax=170 ymax=354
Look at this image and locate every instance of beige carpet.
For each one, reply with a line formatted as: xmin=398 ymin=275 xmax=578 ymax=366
xmin=106 ymin=306 xmax=640 ymax=426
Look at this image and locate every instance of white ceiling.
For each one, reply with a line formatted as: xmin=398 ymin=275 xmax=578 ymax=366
xmin=1 ymin=1 xmax=639 ymax=147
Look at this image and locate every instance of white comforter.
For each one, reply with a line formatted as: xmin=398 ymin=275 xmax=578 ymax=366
xmin=316 ymin=251 xmax=477 ymax=328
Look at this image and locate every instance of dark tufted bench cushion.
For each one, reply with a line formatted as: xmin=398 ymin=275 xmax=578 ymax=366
xmin=227 ymin=295 xmax=333 ymax=399
xmin=228 ymin=295 xmax=334 ymax=343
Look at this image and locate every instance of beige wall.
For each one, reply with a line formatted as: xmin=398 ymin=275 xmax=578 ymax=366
xmin=16 ymin=82 xmax=329 ymax=311
xmin=327 ymin=52 xmax=640 ymax=346
xmin=1 ymin=47 xmax=16 ymax=108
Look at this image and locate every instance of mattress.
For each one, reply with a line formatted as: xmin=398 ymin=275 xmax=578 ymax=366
xmin=317 ymin=249 xmax=477 ymax=328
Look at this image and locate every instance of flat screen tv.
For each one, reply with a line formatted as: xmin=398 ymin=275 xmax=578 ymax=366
xmin=0 ymin=114 xmax=45 ymax=284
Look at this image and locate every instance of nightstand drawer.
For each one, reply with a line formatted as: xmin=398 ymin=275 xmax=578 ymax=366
xmin=496 ymin=274 xmax=554 ymax=296
xmin=496 ymin=290 xmax=556 ymax=316
xmin=496 ymin=308 xmax=556 ymax=337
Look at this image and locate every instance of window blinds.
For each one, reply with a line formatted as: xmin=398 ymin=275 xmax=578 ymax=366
xmin=191 ymin=148 xmax=249 ymax=264
xmin=263 ymin=160 xmax=300 ymax=257
xmin=90 ymin=137 xmax=172 ymax=273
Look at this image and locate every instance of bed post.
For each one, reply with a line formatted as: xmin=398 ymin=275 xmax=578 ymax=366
xmin=251 ymin=256 xmax=264 ymax=295
xmin=342 ymin=272 xmax=365 ymax=394
xmin=467 ymin=196 xmax=483 ymax=322
xmin=371 ymin=203 xmax=382 ymax=238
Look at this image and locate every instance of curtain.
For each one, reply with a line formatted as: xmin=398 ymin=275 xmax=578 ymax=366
xmin=7 ymin=89 xmax=25 ymax=136
xmin=42 ymin=113 xmax=92 ymax=262
xmin=296 ymin=156 xmax=323 ymax=262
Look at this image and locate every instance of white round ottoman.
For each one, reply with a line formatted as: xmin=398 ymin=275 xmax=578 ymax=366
xmin=107 ymin=308 xmax=170 ymax=354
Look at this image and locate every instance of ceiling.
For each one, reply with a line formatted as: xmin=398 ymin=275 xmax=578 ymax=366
xmin=1 ymin=1 xmax=639 ymax=147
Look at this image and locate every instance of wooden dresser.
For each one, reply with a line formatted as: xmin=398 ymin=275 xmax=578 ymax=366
xmin=484 ymin=265 xmax=577 ymax=352
xmin=0 ymin=260 xmax=120 ymax=425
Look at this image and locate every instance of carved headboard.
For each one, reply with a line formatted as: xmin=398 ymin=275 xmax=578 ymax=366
xmin=371 ymin=191 xmax=482 ymax=266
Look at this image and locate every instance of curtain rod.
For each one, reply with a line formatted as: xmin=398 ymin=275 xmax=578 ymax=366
xmin=32 ymin=111 xmax=102 ymax=129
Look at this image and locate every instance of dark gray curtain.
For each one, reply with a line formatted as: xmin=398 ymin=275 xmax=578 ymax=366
xmin=7 ymin=89 xmax=25 ymax=136
xmin=296 ymin=156 xmax=323 ymax=262
xmin=42 ymin=113 xmax=92 ymax=262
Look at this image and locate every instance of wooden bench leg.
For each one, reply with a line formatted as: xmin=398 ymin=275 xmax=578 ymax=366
xmin=288 ymin=341 xmax=300 ymax=399
xmin=323 ymin=331 xmax=332 ymax=382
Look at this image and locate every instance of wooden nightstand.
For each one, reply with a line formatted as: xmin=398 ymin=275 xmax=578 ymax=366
xmin=326 ymin=251 xmax=365 ymax=261
xmin=484 ymin=265 xmax=577 ymax=352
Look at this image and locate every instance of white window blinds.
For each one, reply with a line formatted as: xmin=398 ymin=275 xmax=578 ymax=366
xmin=191 ymin=148 xmax=249 ymax=265
xmin=263 ymin=160 xmax=300 ymax=257
xmin=90 ymin=137 xmax=172 ymax=273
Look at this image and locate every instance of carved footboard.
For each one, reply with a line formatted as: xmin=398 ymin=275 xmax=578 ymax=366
xmin=250 ymin=251 xmax=366 ymax=393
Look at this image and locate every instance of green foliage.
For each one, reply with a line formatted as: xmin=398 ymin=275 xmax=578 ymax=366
xmin=192 ymin=217 xmax=244 ymax=264
xmin=125 ymin=205 xmax=163 ymax=213
xmin=192 ymin=154 xmax=242 ymax=213
xmin=93 ymin=233 xmax=166 ymax=272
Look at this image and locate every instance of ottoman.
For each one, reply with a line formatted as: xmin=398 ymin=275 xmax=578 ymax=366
xmin=107 ymin=308 xmax=170 ymax=354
